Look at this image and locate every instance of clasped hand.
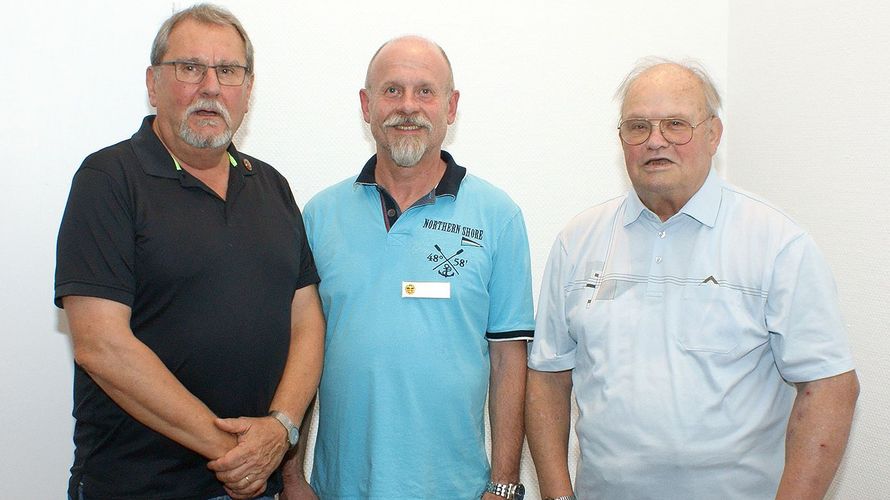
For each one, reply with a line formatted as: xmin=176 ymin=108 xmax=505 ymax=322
xmin=207 ymin=416 xmax=288 ymax=500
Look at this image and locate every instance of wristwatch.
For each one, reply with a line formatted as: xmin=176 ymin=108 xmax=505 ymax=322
xmin=269 ymin=410 xmax=299 ymax=449
xmin=485 ymin=481 xmax=525 ymax=500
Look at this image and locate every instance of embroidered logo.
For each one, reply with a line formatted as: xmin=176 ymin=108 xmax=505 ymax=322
xmin=422 ymin=218 xmax=484 ymax=246
xmin=460 ymin=236 xmax=482 ymax=248
xmin=701 ymin=275 xmax=719 ymax=285
xmin=428 ymin=244 xmax=467 ymax=278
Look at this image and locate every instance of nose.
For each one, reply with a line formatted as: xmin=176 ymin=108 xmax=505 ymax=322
xmin=396 ymin=93 xmax=420 ymax=114
xmin=198 ymin=67 xmax=222 ymax=96
xmin=646 ymin=122 xmax=670 ymax=149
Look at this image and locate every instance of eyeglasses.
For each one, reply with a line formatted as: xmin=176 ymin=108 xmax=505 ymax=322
xmin=156 ymin=61 xmax=249 ymax=86
xmin=618 ymin=116 xmax=713 ymax=146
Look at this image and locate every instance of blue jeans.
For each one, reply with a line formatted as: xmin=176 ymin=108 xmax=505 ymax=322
xmin=72 ymin=484 xmax=276 ymax=500
xmin=208 ymin=496 xmax=277 ymax=500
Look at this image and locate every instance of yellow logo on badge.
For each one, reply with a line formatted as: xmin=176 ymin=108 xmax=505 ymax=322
xmin=404 ymin=283 xmax=416 ymax=295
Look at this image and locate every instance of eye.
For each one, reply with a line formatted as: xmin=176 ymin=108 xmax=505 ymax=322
xmin=665 ymin=119 xmax=689 ymax=131
xmin=217 ymin=65 xmax=235 ymax=76
xmin=419 ymin=88 xmax=432 ymax=95
xmin=180 ymin=63 xmax=201 ymax=74
xmin=629 ymin=120 xmax=649 ymax=131
xmin=385 ymin=87 xmax=399 ymax=95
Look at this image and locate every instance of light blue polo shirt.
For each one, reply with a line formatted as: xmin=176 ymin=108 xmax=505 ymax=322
xmin=529 ymin=168 xmax=853 ymax=499
xmin=305 ymin=151 xmax=534 ymax=499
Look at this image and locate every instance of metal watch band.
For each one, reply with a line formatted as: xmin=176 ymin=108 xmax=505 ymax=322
xmin=544 ymin=496 xmax=576 ymax=500
xmin=485 ymin=481 xmax=523 ymax=499
xmin=268 ymin=410 xmax=299 ymax=448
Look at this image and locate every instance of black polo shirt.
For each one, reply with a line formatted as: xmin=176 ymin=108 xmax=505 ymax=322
xmin=55 ymin=116 xmax=318 ymax=499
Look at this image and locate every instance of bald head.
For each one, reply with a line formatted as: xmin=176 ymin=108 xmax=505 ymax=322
xmin=365 ymin=36 xmax=454 ymax=91
xmin=616 ymin=58 xmax=721 ymax=119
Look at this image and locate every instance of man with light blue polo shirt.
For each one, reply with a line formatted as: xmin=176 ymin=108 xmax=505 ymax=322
xmin=525 ymin=59 xmax=859 ymax=500
xmin=282 ymin=36 xmax=533 ymax=500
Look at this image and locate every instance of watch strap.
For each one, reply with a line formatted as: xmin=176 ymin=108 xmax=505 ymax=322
xmin=268 ymin=410 xmax=299 ymax=448
xmin=485 ymin=481 xmax=523 ymax=499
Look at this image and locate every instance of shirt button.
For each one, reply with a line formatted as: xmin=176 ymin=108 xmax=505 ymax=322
xmin=658 ymin=230 xmax=666 ymax=238
xmin=386 ymin=209 xmax=396 ymax=217
xmin=655 ymin=256 xmax=663 ymax=264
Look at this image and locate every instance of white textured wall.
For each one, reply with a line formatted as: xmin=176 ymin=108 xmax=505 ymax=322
xmin=727 ymin=1 xmax=890 ymax=498
xmin=7 ymin=1 xmax=886 ymax=499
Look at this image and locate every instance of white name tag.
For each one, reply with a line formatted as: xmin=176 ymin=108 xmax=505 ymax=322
xmin=402 ymin=281 xmax=451 ymax=299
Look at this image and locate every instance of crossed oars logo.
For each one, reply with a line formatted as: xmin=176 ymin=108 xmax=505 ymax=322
xmin=432 ymin=244 xmax=463 ymax=277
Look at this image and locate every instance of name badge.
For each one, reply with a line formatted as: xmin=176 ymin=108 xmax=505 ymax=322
xmin=402 ymin=281 xmax=451 ymax=299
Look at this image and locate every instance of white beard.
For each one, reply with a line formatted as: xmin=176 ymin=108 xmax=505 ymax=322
xmin=389 ymin=135 xmax=427 ymax=167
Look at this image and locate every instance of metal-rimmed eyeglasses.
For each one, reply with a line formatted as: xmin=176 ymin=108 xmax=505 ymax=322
xmin=618 ymin=116 xmax=713 ymax=146
xmin=156 ymin=61 xmax=250 ymax=86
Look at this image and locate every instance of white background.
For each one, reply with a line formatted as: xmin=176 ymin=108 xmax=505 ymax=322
xmin=2 ymin=1 xmax=888 ymax=498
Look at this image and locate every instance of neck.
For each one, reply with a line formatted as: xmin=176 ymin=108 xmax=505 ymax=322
xmin=637 ymin=185 xmax=702 ymax=222
xmin=375 ymin=150 xmax=446 ymax=211
xmin=152 ymin=117 xmax=231 ymax=171
xmin=641 ymin=196 xmax=685 ymax=222
xmin=153 ymin=118 xmax=231 ymax=199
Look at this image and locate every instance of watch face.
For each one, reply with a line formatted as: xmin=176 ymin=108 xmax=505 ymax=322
xmin=515 ymin=484 xmax=525 ymax=500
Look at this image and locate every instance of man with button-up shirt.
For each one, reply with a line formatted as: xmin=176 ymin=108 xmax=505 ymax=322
xmin=526 ymin=59 xmax=859 ymax=500
xmin=54 ymin=5 xmax=323 ymax=499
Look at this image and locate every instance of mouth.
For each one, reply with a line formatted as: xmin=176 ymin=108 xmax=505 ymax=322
xmin=392 ymin=124 xmax=424 ymax=131
xmin=185 ymin=99 xmax=231 ymax=126
xmin=644 ymin=157 xmax=674 ymax=167
xmin=383 ymin=114 xmax=432 ymax=133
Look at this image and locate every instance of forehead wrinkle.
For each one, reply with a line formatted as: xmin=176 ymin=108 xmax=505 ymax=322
xmin=623 ymin=66 xmax=708 ymax=120
xmin=165 ymin=20 xmax=247 ymax=66
xmin=367 ymin=38 xmax=452 ymax=91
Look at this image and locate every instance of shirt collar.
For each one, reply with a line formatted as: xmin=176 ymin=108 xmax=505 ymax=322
xmin=131 ymin=115 xmax=254 ymax=179
xmin=354 ymin=150 xmax=467 ymax=198
xmin=679 ymin=167 xmax=722 ymax=227
xmin=624 ymin=167 xmax=723 ymax=227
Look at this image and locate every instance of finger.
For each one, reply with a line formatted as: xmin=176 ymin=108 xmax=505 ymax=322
xmin=207 ymin=444 xmax=251 ymax=472
xmin=243 ymin=479 xmax=267 ymax=498
xmin=215 ymin=416 xmax=251 ymax=434
xmin=225 ymin=475 xmax=265 ymax=499
xmin=216 ymin=462 xmax=253 ymax=485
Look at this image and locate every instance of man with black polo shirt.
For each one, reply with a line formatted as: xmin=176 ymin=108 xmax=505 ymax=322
xmin=54 ymin=4 xmax=323 ymax=500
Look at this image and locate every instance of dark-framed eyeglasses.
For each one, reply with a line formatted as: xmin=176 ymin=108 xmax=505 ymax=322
xmin=618 ymin=116 xmax=713 ymax=146
xmin=156 ymin=61 xmax=250 ymax=86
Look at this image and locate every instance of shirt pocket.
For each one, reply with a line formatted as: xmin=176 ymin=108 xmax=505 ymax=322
xmin=678 ymin=285 xmax=748 ymax=354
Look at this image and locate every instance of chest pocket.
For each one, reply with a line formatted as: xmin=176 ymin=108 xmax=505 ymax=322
xmin=679 ymin=284 xmax=753 ymax=354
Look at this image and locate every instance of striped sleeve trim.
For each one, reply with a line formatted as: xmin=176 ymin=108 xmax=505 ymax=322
xmin=486 ymin=329 xmax=534 ymax=341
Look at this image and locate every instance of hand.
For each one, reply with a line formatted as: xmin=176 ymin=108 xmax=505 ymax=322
xmin=207 ymin=416 xmax=289 ymax=499
xmin=482 ymin=493 xmax=505 ymax=500
xmin=280 ymin=472 xmax=318 ymax=500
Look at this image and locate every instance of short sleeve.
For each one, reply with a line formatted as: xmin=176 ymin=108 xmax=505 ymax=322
xmin=485 ymin=209 xmax=535 ymax=340
xmin=528 ymin=233 xmax=577 ymax=371
xmin=293 ymin=206 xmax=320 ymax=289
xmin=55 ymin=166 xmax=136 ymax=308
xmin=766 ymin=233 xmax=854 ymax=382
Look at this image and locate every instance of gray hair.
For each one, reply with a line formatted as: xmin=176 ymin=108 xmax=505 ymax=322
xmin=150 ymin=3 xmax=254 ymax=72
xmin=615 ymin=57 xmax=721 ymax=117
xmin=364 ymin=36 xmax=454 ymax=91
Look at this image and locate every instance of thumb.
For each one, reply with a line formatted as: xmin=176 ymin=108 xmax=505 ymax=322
xmin=214 ymin=417 xmax=250 ymax=434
